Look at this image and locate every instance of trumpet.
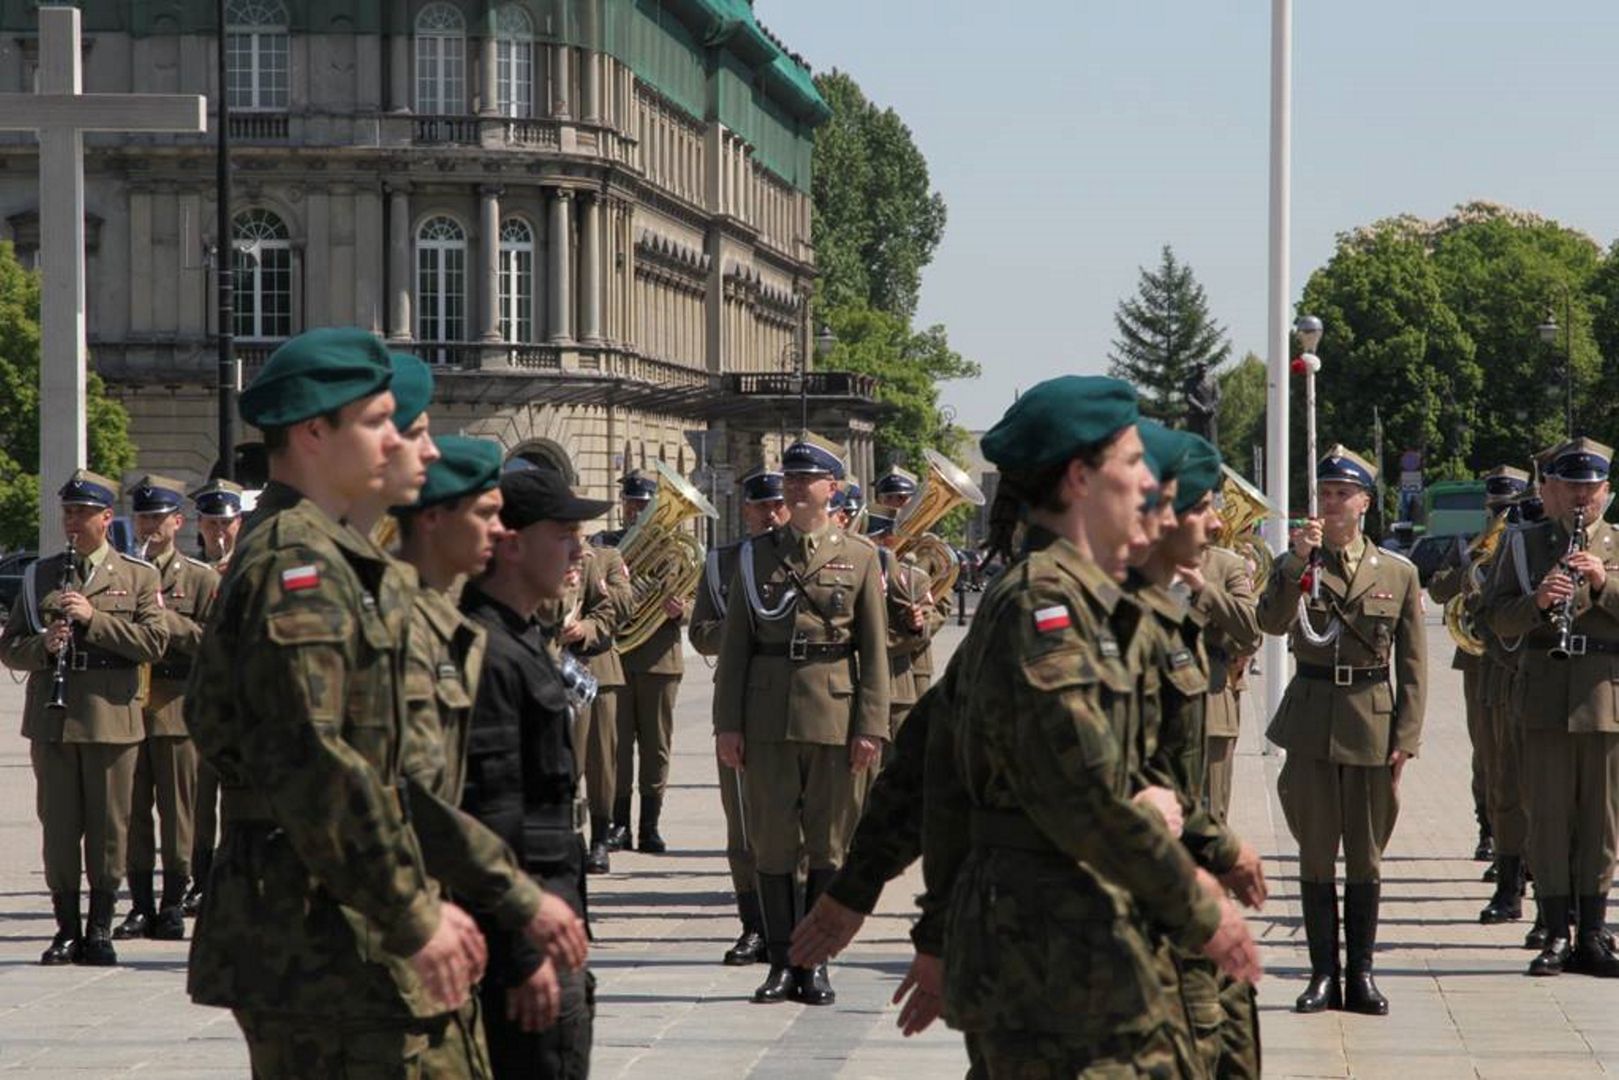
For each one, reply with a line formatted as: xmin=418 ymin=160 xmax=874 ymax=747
xmin=45 ymin=544 xmax=78 ymax=711
xmin=1549 ymin=507 xmax=1588 ymax=661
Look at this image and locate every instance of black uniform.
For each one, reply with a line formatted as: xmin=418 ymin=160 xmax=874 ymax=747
xmin=460 ymin=582 xmax=593 ymax=1079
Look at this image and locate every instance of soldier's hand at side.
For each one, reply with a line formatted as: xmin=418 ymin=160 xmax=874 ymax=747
xmin=408 ymin=904 xmax=482 ymax=1008
xmin=506 ymin=957 xmax=561 ymax=1032
xmin=559 ymin=621 xmax=587 ymax=646
xmin=59 ymin=591 xmax=93 ymax=625
xmin=524 ymin=891 xmax=588 ymax=972
xmin=849 ymin=735 xmax=883 ymax=773
xmin=1176 ymin=564 xmax=1206 ymax=594
xmin=907 ymin=604 xmax=926 ymax=632
xmin=1537 ymin=569 xmax=1575 ymax=610
xmin=442 ymin=901 xmax=487 ymax=984
xmin=1569 ymin=551 xmax=1606 ymax=592
xmin=717 ymin=732 xmax=745 ymax=770
xmin=1201 ymin=897 xmax=1263 ymax=985
xmin=1219 ymin=842 xmax=1268 ymax=910
xmin=44 ymin=618 xmax=71 ymax=655
xmin=1132 ymin=786 xmax=1184 ymax=837
xmin=662 ymin=595 xmax=687 ymax=620
xmin=790 ymin=892 xmax=865 ymax=967
xmin=892 ymin=951 xmax=945 ymax=1037
xmin=1290 ymin=519 xmax=1323 ymax=561
xmin=1388 ymin=747 xmax=1410 ymax=789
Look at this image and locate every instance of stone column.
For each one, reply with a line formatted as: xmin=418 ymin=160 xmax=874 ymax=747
xmin=389 ymin=0 xmax=411 ymax=112
xmin=551 ymin=44 xmax=571 ymax=118
xmin=580 ymin=194 xmax=601 ymax=343
xmin=480 ymin=185 xmax=502 ymax=341
xmin=582 ymin=51 xmax=600 ymax=123
xmin=548 ymin=189 xmax=573 ymax=343
xmin=480 ymin=28 xmax=499 ymax=116
xmin=387 ymin=183 xmax=412 ymax=341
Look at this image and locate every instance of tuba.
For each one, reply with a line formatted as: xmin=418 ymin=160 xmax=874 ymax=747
xmin=895 ymin=449 xmax=987 ymax=603
xmin=1215 ymin=465 xmax=1277 ymax=589
xmin=615 ymin=459 xmax=718 ymax=654
xmin=1443 ymin=514 xmax=1508 ymax=656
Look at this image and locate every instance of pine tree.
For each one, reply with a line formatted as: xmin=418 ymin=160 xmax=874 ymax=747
xmin=1108 ymin=246 xmax=1231 ymax=423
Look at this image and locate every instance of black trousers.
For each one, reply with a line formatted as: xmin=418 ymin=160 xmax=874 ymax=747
xmin=481 ymin=966 xmax=595 ymax=1080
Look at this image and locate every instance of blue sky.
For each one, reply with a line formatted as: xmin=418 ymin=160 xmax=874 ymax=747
xmin=758 ymin=1 xmax=1619 ymax=430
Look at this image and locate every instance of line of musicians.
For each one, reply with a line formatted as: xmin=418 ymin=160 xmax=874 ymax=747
xmin=1433 ymin=435 xmax=1619 ymax=979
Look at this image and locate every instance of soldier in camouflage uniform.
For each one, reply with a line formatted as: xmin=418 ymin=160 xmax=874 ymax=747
xmin=918 ymin=376 xmax=1261 ymax=1075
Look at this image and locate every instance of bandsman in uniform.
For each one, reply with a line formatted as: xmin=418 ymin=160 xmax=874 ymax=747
xmin=1194 ymin=495 xmax=1263 ymax=826
xmin=872 ymin=466 xmax=918 ymax=516
xmin=0 ymin=471 xmax=170 ymax=966
xmin=864 ymin=511 xmax=937 ymax=744
xmin=181 ymin=477 xmax=244 ymax=918
xmin=713 ymin=433 xmax=890 ymax=1006
xmin=872 ymin=465 xmax=955 ymax=689
xmin=1257 ymin=444 xmax=1426 ymax=1015
xmin=114 ymin=475 xmax=220 ymax=942
xmin=1484 ymin=437 xmax=1619 ymax=978
xmin=599 ymin=470 xmax=688 ymax=854
xmin=689 ymin=466 xmax=789 ymax=966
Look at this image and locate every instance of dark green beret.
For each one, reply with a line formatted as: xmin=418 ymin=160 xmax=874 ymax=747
xmin=1173 ymin=434 xmax=1222 ymax=514
xmin=389 ymin=353 xmax=434 ymax=431
xmin=399 ymin=435 xmax=503 ymax=512
xmin=1139 ymin=420 xmax=1190 ymax=484
xmin=239 ymin=327 xmax=393 ymax=429
xmin=981 ymin=375 xmax=1139 ymax=472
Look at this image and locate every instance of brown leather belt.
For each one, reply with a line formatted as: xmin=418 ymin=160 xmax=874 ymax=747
xmin=68 ymin=649 xmax=135 ymax=672
xmin=754 ymin=639 xmax=852 ymax=662
xmin=1297 ymin=663 xmax=1389 ymax=686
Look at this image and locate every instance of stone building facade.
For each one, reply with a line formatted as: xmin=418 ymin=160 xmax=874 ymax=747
xmin=0 ymin=0 xmax=880 ymax=538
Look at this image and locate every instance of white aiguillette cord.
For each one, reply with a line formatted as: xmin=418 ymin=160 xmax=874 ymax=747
xmin=740 ymin=537 xmax=798 ymax=626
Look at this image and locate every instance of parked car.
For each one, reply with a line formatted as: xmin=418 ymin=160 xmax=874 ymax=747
xmin=0 ymin=550 xmax=39 ymax=623
xmin=1408 ymin=533 xmax=1465 ymax=588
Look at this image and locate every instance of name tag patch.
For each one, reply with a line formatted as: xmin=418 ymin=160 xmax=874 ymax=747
xmin=1099 ymin=638 xmax=1121 ymax=659
xmin=1169 ymin=648 xmax=1195 ymax=669
xmin=281 ymin=565 xmax=320 ymax=592
xmin=1034 ymin=605 xmax=1071 ymax=633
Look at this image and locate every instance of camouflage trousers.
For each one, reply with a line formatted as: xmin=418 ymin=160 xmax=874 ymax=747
xmin=234 ymin=1001 xmax=490 ymax=1079
xmin=969 ymin=1018 xmax=1201 ymax=1079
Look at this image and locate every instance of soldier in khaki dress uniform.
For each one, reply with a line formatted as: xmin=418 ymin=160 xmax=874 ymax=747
xmin=1194 ymin=543 xmax=1262 ymax=824
xmin=869 ymin=466 xmax=953 ymax=693
xmin=114 ymin=475 xmax=220 ymax=943
xmin=1257 ymin=445 xmax=1426 ymax=1016
xmin=689 ymin=466 xmax=789 ymax=966
xmin=864 ymin=511 xmax=935 ymax=743
xmin=713 ymin=433 xmax=890 ymax=1006
xmin=1484 ymin=437 xmax=1619 ymax=978
xmin=0 ymin=471 xmax=170 ymax=966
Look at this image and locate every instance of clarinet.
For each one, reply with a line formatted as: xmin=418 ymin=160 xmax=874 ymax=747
xmin=45 ymin=546 xmax=78 ymax=711
xmin=1549 ymin=507 xmax=1588 ymax=661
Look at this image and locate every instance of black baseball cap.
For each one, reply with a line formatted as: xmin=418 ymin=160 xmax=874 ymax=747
xmin=499 ymin=469 xmax=612 ymax=529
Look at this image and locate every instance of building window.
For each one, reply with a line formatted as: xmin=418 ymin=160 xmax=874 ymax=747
xmin=499 ymin=217 xmax=534 ymax=343
xmin=415 ymin=2 xmax=466 ymax=115
xmin=232 ymin=208 xmax=292 ymax=340
xmin=225 ymin=0 xmax=289 ymax=112
xmin=417 ymin=215 xmax=466 ymax=352
xmin=494 ymin=5 xmax=533 ymax=119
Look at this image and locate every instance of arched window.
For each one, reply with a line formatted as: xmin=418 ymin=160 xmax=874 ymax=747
xmin=415 ymin=2 xmax=466 ymax=115
xmin=416 ymin=216 xmax=466 ymax=352
xmin=225 ymin=0 xmax=289 ymax=111
xmin=494 ymin=5 xmax=533 ymax=119
xmin=232 ymin=208 xmax=292 ymax=340
xmin=499 ymin=217 xmax=534 ymax=343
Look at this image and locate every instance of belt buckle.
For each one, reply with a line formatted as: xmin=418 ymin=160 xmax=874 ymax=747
xmin=70 ymin=652 xmax=88 ymax=672
xmin=1334 ymin=664 xmax=1353 ymax=687
xmin=788 ymin=633 xmax=808 ymax=662
xmin=1570 ymin=635 xmax=1589 ymax=657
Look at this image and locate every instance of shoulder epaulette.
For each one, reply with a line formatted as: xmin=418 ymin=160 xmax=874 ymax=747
xmin=182 ymin=554 xmax=213 ymax=570
xmin=118 ymin=551 xmax=155 ymax=569
xmin=1377 ymin=546 xmax=1416 ymax=570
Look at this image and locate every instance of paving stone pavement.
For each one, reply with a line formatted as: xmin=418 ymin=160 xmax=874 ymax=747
xmin=0 ymin=610 xmax=1615 ymax=1077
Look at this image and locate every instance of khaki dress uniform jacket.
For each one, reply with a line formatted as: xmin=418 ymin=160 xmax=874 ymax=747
xmin=1428 ymin=538 xmax=1495 ymax=841
xmin=883 ymin=552 xmax=934 ymax=740
xmin=1193 ymin=546 xmax=1262 ymax=823
xmin=690 ymin=541 xmax=755 ymax=894
xmin=1258 ymin=542 xmax=1426 ymax=883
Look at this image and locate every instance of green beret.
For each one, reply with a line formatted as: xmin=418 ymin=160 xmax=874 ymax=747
xmin=1172 ymin=434 xmax=1222 ymax=514
xmin=389 ymin=353 xmax=434 ymax=431
xmin=981 ymin=375 xmax=1138 ymax=472
xmin=239 ymin=327 xmax=393 ymax=429
xmin=1139 ymin=420 xmax=1190 ymax=484
xmin=399 ymin=435 xmax=503 ymax=512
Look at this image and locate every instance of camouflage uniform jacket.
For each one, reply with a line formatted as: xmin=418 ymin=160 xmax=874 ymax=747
xmin=402 ymin=584 xmax=543 ymax=931
xmin=185 ymin=481 xmax=443 ymax=1019
xmin=918 ymin=527 xmax=1221 ymax=1039
xmin=144 ymin=547 xmax=221 ymax=737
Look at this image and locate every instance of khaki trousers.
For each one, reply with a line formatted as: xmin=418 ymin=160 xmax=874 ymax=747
xmin=1204 ymin=734 xmax=1237 ymax=824
xmin=1523 ymin=728 xmax=1619 ymax=897
xmin=1489 ymin=697 xmax=1528 ymax=859
xmin=742 ymin=740 xmax=867 ymax=875
xmin=581 ymin=686 xmax=620 ymax=823
xmin=30 ymin=740 xmax=139 ymax=894
xmin=1277 ymin=754 xmax=1399 ymax=884
xmin=716 ymin=752 xmax=754 ymax=894
xmin=1464 ymin=664 xmax=1494 ymax=828
xmin=128 ymin=734 xmax=197 ymax=877
xmin=615 ymin=673 xmax=678 ymax=802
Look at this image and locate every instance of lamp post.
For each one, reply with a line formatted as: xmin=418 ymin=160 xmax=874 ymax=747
xmin=1537 ymin=289 xmax=1574 ymax=438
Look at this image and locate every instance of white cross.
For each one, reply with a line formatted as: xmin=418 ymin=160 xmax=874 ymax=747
xmin=0 ymin=6 xmax=205 ymax=551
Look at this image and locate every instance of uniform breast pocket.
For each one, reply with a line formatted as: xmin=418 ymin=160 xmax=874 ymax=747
xmin=467 ymin=723 xmax=522 ymax=792
xmin=434 ymin=677 xmax=472 ymax=714
xmin=98 ymin=593 xmax=136 ymax=617
xmin=1165 ymin=662 xmax=1209 ymax=700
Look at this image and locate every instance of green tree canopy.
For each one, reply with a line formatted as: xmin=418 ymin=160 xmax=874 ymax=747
xmin=1216 ymin=352 xmax=1267 ymax=480
xmin=1108 ymin=246 xmax=1231 ymax=422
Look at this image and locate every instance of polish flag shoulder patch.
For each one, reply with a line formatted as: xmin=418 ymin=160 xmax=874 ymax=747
xmin=1033 ymin=605 xmax=1072 ymax=633
xmin=281 ymin=565 xmax=321 ymax=592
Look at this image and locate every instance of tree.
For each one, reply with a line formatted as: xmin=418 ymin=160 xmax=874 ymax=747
xmin=1216 ymin=352 xmax=1267 ymax=480
xmin=1108 ymin=246 xmax=1231 ymax=423
xmin=0 ymin=242 xmax=137 ymax=549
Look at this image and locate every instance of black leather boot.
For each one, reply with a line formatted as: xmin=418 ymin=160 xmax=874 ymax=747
xmin=41 ymin=892 xmax=81 ymax=966
xmin=1568 ymin=895 xmax=1619 ymax=977
xmin=1528 ymin=896 xmax=1572 ymax=976
xmin=1480 ymin=856 xmax=1524 ymax=924
xmin=605 ymin=797 xmax=632 ymax=851
xmin=724 ymin=891 xmax=767 ymax=966
xmin=1294 ymin=881 xmax=1341 ymax=1013
xmin=586 ymin=816 xmax=611 ymax=875
xmin=793 ymin=870 xmax=837 ymax=1005
xmin=1343 ymin=882 xmax=1389 ymax=1015
xmin=1474 ymin=817 xmax=1495 ymax=862
xmin=1525 ymin=910 xmax=1551 ymax=950
xmin=78 ymin=889 xmax=119 ymax=966
xmin=113 ymin=873 xmax=155 ymax=940
xmin=182 ymin=847 xmax=210 ymax=917
xmin=150 ymin=871 xmax=187 ymax=941
xmin=637 ymin=794 xmax=667 ymax=854
xmin=751 ymin=874 xmax=797 ymax=1003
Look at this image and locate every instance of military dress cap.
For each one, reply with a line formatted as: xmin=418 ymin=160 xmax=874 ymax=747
xmin=740 ymin=466 xmax=784 ymax=503
xmin=620 ymin=469 xmax=657 ymax=501
xmin=865 ymin=510 xmax=896 ymax=537
xmin=500 ymin=469 xmax=614 ymax=529
xmin=843 ymin=483 xmax=864 ymax=514
xmin=399 ymin=435 xmax=503 ymax=512
xmin=1317 ymin=444 xmax=1377 ymax=489
xmin=980 ymin=375 xmax=1138 ymax=472
xmin=1483 ymin=465 xmax=1531 ymax=507
xmin=782 ymin=432 xmax=847 ymax=479
xmin=58 ymin=469 xmax=118 ymax=508
xmin=388 ymin=352 xmax=434 ymax=432
xmin=126 ymin=474 xmax=187 ymax=514
xmin=1172 ymin=434 xmax=1223 ymax=515
xmin=874 ymin=465 xmax=918 ymax=498
xmin=238 ymin=327 xmax=393 ymax=429
xmin=189 ymin=478 xmax=245 ymax=519
xmin=1548 ymin=436 xmax=1613 ymax=482
xmin=1139 ymin=420 xmax=1190 ymax=484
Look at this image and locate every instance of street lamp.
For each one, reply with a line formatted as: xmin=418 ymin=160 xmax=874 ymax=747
xmin=1537 ymin=292 xmax=1574 ymax=437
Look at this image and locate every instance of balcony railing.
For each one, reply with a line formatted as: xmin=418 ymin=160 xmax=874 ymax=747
xmin=412 ymin=115 xmax=479 ymax=146
xmin=409 ymin=114 xmax=562 ymax=150
xmin=723 ymin=371 xmax=880 ymax=401
xmin=228 ymin=113 xmax=290 ymax=142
